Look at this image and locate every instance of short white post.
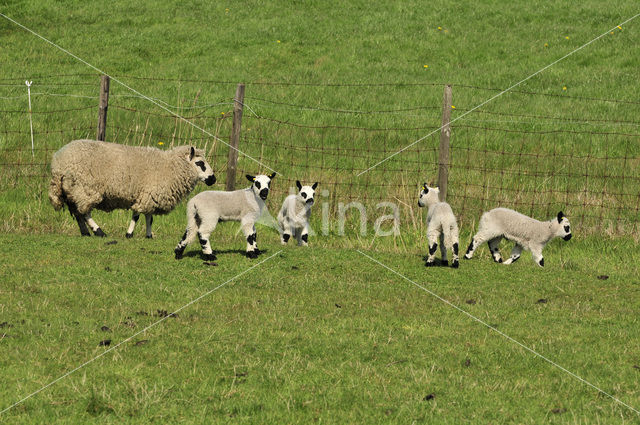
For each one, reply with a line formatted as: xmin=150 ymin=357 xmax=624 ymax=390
xmin=25 ymin=80 xmax=34 ymax=158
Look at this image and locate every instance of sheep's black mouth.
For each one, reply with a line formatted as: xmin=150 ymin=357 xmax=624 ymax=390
xmin=205 ymin=175 xmax=216 ymax=186
xmin=260 ymin=193 xmax=268 ymax=200
xmin=306 ymin=199 xmax=314 ymax=205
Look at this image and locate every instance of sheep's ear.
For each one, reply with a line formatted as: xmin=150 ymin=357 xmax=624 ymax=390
xmin=422 ymin=183 xmax=428 ymax=192
xmin=557 ymin=211 xmax=565 ymax=223
xmin=189 ymin=147 xmax=195 ymax=161
xmin=268 ymin=172 xmax=277 ymax=179
xmin=246 ymin=174 xmax=256 ymax=183
xmin=312 ymin=182 xmax=318 ymax=190
xmin=296 ymin=180 xmax=302 ymax=190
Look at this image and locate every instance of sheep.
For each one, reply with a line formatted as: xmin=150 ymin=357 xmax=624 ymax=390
xmin=418 ymin=183 xmax=460 ymax=268
xmin=277 ymin=181 xmax=318 ymax=246
xmin=174 ymin=172 xmax=276 ymax=260
xmin=48 ymin=139 xmax=216 ymax=238
xmin=463 ymin=208 xmax=572 ymax=267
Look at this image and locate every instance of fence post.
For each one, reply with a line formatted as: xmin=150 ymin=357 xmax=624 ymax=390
xmin=226 ymin=83 xmax=245 ymax=191
xmin=96 ymin=75 xmax=110 ymax=141
xmin=437 ymin=84 xmax=452 ymax=201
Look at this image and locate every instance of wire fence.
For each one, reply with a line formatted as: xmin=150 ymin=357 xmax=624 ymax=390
xmin=1 ymin=74 xmax=638 ymax=237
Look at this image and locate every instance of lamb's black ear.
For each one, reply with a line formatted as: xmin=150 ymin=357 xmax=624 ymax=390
xmin=189 ymin=147 xmax=195 ymax=161
xmin=296 ymin=180 xmax=302 ymax=190
xmin=246 ymin=174 xmax=256 ymax=183
xmin=557 ymin=211 xmax=565 ymax=223
xmin=422 ymin=183 xmax=428 ymax=192
xmin=268 ymin=172 xmax=277 ymax=179
xmin=311 ymin=182 xmax=318 ymax=190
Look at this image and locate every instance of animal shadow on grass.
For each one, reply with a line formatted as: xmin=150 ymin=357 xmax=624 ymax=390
xmin=180 ymin=248 xmax=270 ymax=259
xmin=419 ymin=254 xmax=452 ymax=267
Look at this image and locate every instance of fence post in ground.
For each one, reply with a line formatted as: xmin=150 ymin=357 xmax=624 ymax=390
xmin=96 ymin=75 xmax=110 ymax=141
xmin=437 ymin=84 xmax=452 ymax=201
xmin=226 ymin=83 xmax=245 ymax=191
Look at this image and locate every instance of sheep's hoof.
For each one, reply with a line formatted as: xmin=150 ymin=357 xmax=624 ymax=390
xmin=145 ymin=235 xmax=153 ymax=239
xmin=452 ymin=260 xmax=459 ymax=268
xmin=174 ymin=249 xmax=184 ymax=260
xmin=463 ymin=254 xmax=472 ymax=260
xmin=441 ymin=260 xmax=449 ymax=266
xmin=202 ymin=253 xmax=217 ymax=261
xmin=246 ymin=251 xmax=258 ymax=259
xmin=94 ymin=229 xmax=106 ymax=237
xmin=425 ymin=261 xmax=435 ymax=267
xmin=125 ymin=232 xmax=133 ymax=239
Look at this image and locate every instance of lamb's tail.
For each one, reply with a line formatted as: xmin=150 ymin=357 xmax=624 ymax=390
xmin=48 ymin=174 xmax=65 ymax=211
xmin=174 ymin=198 xmax=199 ymax=259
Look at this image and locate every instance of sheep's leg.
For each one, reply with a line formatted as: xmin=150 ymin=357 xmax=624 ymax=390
xmin=281 ymin=219 xmax=292 ymax=245
xmin=126 ymin=213 xmax=139 ymax=238
xmin=73 ymin=213 xmax=91 ymax=236
xmin=445 ymin=225 xmax=460 ymax=268
xmin=531 ymin=245 xmax=544 ymax=267
xmin=300 ymin=223 xmax=310 ymax=247
xmin=503 ymin=244 xmax=523 ymax=265
xmin=439 ymin=233 xmax=448 ymax=266
xmin=464 ymin=231 xmax=492 ymax=259
xmin=488 ymin=237 xmax=503 ymax=263
xmin=197 ymin=219 xmax=218 ymax=261
xmin=425 ymin=227 xmax=441 ymax=267
xmin=84 ymin=212 xmax=106 ymax=237
xmin=144 ymin=214 xmax=153 ymax=238
xmin=241 ymin=219 xmax=258 ymax=259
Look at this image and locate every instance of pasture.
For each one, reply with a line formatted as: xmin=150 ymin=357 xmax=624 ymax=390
xmin=1 ymin=0 xmax=640 ymax=423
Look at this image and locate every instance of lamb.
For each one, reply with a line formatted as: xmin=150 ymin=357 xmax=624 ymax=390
xmin=174 ymin=172 xmax=276 ymax=260
xmin=277 ymin=181 xmax=318 ymax=246
xmin=418 ymin=183 xmax=460 ymax=268
xmin=48 ymin=139 xmax=216 ymax=238
xmin=463 ymin=208 xmax=572 ymax=267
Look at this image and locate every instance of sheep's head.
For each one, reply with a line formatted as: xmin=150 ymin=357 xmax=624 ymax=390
xmin=554 ymin=211 xmax=572 ymax=241
xmin=246 ymin=172 xmax=276 ymax=200
xmin=417 ymin=183 xmax=439 ymax=208
xmin=182 ymin=146 xmax=216 ymax=186
xmin=296 ymin=181 xmax=318 ymax=206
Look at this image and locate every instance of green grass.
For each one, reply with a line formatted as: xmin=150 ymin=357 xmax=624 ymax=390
xmin=1 ymin=0 xmax=640 ymax=422
xmin=1 ymin=233 xmax=639 ymax=423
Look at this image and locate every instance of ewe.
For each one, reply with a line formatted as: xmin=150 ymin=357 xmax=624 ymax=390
xmin=49 ymin=140 xmax=215 ymax=238
xmin=464 ymin=208 xmax=572 ymax=267
xmin=277 ymin=181 xmax=318 ymax=246
xmin=174 ymin=173 xmax=276 ymax=260
xmin=418 ymin=183 xmax=460 ymax=268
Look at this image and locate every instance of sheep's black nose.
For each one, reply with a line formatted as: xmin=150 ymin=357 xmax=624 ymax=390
xmin=205 ymin=174 xmax=216 ymax=186
xmin=306 ymin=198 xmax=314 ymax=205
xmin=563 ymin=233 xmax=572 ymax=241
xmin=259 ymin=189 xmax=268 ymax=200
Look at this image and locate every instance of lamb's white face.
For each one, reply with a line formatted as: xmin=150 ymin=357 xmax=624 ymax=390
xmin=417 ymin=183 xmax=439 ymax=208
xmin=247 ymin=173 xmax=276 ymax=200
xmin=186 ymin=147 xmax=216 ymax=186
xmin=296 ymin=181 xmax=318 ymax=206
xmin=556 ymin=212 xmax=572 ymax=241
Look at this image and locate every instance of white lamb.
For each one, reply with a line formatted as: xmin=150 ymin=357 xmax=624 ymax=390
xmin=174 ymin=173 xmax=276 ymax=260
xmin=277 ymin=181 xmax=318 ymax=246
xmin=49 ymin=139 xmax=216 ymax=238
xmin=418 ymin=183 xmax=460 ymax=268
xmin=463 ymin=208 xmax=572 ymax=267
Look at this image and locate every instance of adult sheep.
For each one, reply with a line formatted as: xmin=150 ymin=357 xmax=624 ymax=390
xmin=49 ymin=139 xmax=216 ymax=238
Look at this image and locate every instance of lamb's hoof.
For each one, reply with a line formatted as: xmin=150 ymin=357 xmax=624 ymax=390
xmin=452 ymin=260 xmax=459 ymax=268
xmin=425 ymin=261 xmax=435 ymax=267
xmin=125 ymin=232 xmax=133 ymax=239
xmin=463 ymin=254 xmax=472 ymax=260
xmin=246 ymin=251 xmax=258 ymax=259
xmin=94 ymin=229 xmax=106 ymax=237
xmin=174 ymin=249 xmax=184 ymax=260
xmin=202 ymin=253 xmax=217 ymax=261
xmin=254 ymin=249 xmax=261 ymax=256
xmin=81 ymin=232 xmax=91 ymax=237
xmin=441 ymin=260 xmax=449 ymax=267
xmin=145 ymin=234 xmax=153 ymax=239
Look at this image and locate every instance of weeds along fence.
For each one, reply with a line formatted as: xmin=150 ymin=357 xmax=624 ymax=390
xmin=1 ymin=73 xmax=639 ymax=238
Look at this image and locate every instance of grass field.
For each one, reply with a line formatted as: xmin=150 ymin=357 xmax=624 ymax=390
xmin=1 ymin=233 xmax=639 ymax=424
xmin=1 ymin=0 xmax=640 ymax=422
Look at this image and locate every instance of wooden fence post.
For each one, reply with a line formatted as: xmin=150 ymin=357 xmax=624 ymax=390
xmin=226 ymin=83 xmax=245 ymax=191
xmin=437 ymin=84 xmax=452 ymax=201
xmin=96 ymin=75 xmax=110 ymax=141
